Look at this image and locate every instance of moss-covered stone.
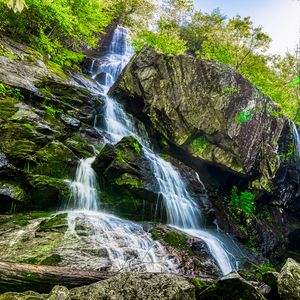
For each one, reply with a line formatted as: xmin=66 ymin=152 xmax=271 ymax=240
xmin=63 ymin=135 xmax=94 ymax=158
xmin=34 ymin=141 xmax=78 ymax=179
xmin=39 ymin=213 xmax=67 ymax=231
xmin=29 ymin=175 xmax=70 ymax=208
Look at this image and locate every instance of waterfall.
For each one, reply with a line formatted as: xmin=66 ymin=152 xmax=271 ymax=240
xmin=90 ymin=26 xmax=237 ymax=275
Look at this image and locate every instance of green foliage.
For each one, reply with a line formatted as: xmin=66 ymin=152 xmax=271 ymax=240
xmin=30 ymin=211 xmax=52 ymax=219
xmin=180 ymin=10 xmax=299 ymax=122
xmin=133 ymin=141 xmax=141 ymax=154
xmin=192 ymin=136 xmax=208 ymax=150
xmin=132 ymin=19 xmax=187 ymax=56
xmin=228 ymin=186 xmax=255 ymax=220
xmin=0 ymin=0 xmax=114 ymax=67
xmin=0 ymin=83 xmax=23 ymax=100
xmin=235 ymin=110 xmax=253 ymax=123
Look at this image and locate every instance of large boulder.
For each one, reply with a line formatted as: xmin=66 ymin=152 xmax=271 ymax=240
xmin=70 ymin=273 xmax=196 ymax=300
xmin=278 ymin=258 xmax=300 ymax=300
xmin=92 ymin=136 xmax=159 ymax=220
xmin=111 ymin=46 xmax=296 ymax=197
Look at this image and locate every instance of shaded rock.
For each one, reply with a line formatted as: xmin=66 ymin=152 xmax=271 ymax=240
xmin=193 ymin=272 xmax=265 ymax=300
xmin=278 ymin=258 xmax=300 ymax=300
xmin=92 ymin=136 xmax=158 ymax=220
xmin=0 ymin=181 xmax=28 ymax=211
xmin=0 ymin=153 xmax=13 ymax=174
xmin=70 ymin=273 xmax=196 ymax=300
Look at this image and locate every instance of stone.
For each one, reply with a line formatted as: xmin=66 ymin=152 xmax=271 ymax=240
xmin=111 ymin=46 xmax=295 ymax=196
xmin=70 ymin=273 xmax=196 ymax=300
xmin=194 ymin=272 xmax=265 ymax=300
xmin=278 ymin=258 xmax=300 ymax=300
xmin=47 ymin=286 xmax=69 ymax=300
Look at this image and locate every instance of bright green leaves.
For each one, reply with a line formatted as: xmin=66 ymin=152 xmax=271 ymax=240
xmin=290 ymin=77 xmax=300 ymax=86
xmin=228 ymin=186 xmax=255 ymax=220
xmin=235 ymin=110 xmax=253 ymax=123
xmin=0 ymin=0 xmax=114 ymax=67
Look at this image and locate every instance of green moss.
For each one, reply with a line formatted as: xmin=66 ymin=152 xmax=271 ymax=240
xmin=150 ymin=229 xmax=163 ymax=240
xmin=150 ymin=227 xmax=192 ymax=254
xmin=64 ymin=135 xmax=94 ymax=158
xmin=39 ymin=213 xmax=67 ymax=231
xmin=46 ymin=61 xmax=68 ymax=80
xmin=192 ymin=277 xmax=212 ymax=292
xmin=22 ymin=123 xmax=34 ymax=131
xmin=133 ymin=141 xmax=141 ymax=154
xmin=0 ymin=97 xmax=18 ymax=119
xmin=223 ymin=87 xmax=240 ymax=94
xmin=0 ymin=45 xmax=19 ymax=60
xmin=0 ymin=83 xmax=23 ymax=100
xmin=115 ymin=173 xmax=143 ymax=189
xmin=15 ymin=218 xmax=29 ymax=226
xmin=30 ymin=211 xmax=53 ymax=219
xmin=34 ymin=141 xmax=76 ymax=178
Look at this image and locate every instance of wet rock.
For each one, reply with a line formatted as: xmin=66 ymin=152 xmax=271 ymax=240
xmin=70 ymin=273 xmax=196 ymax=300
xmin=149 ymin=225 xmax=220 ymax=277
xmin=0 ymin=291 xmax=46 ymax=300
xmin=92 ymin=136 xmax=158 ymax=220
xmin=278 ymin=258 xmax=300 ymax=299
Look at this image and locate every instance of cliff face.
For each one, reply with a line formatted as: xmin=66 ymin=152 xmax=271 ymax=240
xmin=0 ymin=35 xmax=103 ymax=211
xmin=111 ymin=46 xmax=298 ymax=200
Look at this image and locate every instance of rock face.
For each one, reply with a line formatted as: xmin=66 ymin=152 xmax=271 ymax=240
xmin=111 ymin=46 xmax=297 ymax=197
xmin=0 ymin=35 xmax=103 ymax=211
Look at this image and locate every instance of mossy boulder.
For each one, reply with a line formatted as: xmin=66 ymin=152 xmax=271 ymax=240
xmin=33 ymin=141 xmax=78 ymax=179
xmin=92 ymin=136 xmax=158 ymax=220
xmin=0 ymin=180 xmax=28 ymax=211
xmin=278 ymin=258 xmax=300 ymax=300
xmin=70 ymin=273 xmax=196 ymax=300
xmin=112 ymin=46 xmax=295 ymax=197
xmin=150 ymin=225 xmax=220 ymax=277
xmin=192 ymin=273 xmax=265 ymax=300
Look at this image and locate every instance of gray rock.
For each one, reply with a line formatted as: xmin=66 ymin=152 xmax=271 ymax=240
xmin=70 ymin=273 xmax=196 ymax=300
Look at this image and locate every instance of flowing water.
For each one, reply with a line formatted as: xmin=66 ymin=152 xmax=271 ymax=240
xmin=86 ymin=26 xmax=237 ymax=275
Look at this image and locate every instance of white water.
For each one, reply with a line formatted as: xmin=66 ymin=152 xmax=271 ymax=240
xmin=90 ymin=26 xmax=236 ymax=275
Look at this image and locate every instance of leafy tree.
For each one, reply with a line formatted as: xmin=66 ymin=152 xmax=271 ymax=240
xmin=161 ymin=0 xmax=194 ymax=24
xmin=132 ymin=18 xmax=187 ymax=56
xmin=0 ymin=0 xmax=115 ymax=66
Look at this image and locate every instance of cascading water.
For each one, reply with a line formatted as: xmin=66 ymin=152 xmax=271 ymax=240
xmin=91 ymin=26 xmax=237 ymax=275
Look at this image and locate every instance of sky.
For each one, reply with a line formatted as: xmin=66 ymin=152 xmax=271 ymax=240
xmin=194 ymin=0 xmax=300 ymax=55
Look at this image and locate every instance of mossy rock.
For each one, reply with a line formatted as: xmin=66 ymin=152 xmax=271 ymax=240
xmin=150 ymin=226 xmax=191 ymax=254
xmin=193 ymin=273 xmax=265 ymax=300
xmin=33 ymin=141 xmax=78 ymax=179
xmin=39 ymin=213 xmax=67 ymax=231
xmin=64 ymin=135 xmax=94 ymax=158
xmin=29 ymin=175 xmax=70 ymax=208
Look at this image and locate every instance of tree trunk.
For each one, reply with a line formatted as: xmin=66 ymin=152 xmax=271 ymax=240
xmin=0 ymin=261 xmax=115 ymax=293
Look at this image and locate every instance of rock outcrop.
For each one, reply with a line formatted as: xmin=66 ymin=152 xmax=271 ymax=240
xmin=111 ymin=46 xmax=297 ymax=198
xmin=0 ymin=35 xmax=103 ymax=211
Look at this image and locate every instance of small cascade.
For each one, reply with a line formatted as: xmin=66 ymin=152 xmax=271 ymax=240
xmin=70 ymin=157 xmax=99 ymax=211
xmin=63 ymin=211 xmax=176 ymax=272
xmin=91 ymin=26 xmax=237 ymax=275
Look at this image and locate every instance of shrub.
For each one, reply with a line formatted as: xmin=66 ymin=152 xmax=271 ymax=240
xmin=228 ymin=186 xmax=255 ymax=220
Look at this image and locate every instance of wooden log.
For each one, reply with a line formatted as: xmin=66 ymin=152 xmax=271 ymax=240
xmin=0 ymin=261 xmax=115 ymax=293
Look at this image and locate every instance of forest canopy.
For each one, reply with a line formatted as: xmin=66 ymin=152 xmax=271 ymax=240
xmin=0 ymin=0 xmax=299 ymax=122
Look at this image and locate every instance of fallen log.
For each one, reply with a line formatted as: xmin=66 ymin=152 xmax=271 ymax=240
xmin=0 ymin=261 xmax=115 ymax=293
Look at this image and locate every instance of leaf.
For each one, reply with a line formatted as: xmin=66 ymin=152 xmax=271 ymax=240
xmin=15 ymin=0 xmax=25 ymax=12
xmin=290 ymin=77 xmax=300 ymax=86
